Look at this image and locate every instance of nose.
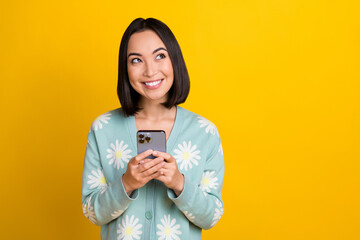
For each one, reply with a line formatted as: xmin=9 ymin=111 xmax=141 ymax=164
xmin=143 ymin=60 xmax=157 ymax=78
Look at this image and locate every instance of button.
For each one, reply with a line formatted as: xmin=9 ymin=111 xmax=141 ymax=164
xmin=145 ymin=211 xmax=152 ymax=220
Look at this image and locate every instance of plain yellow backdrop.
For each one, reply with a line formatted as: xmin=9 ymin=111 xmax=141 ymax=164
xmin=1 ymin=0 xmax=359 ymax=239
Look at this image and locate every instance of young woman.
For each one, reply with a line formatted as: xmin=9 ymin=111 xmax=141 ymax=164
xmin=82 ymin=18 xmax=225 ymax=240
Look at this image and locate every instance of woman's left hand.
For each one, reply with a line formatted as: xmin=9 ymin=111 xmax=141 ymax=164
xmin=152 ymin=151 xmax=184 ymax=196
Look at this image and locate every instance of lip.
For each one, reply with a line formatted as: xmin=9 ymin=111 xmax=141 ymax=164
xmin=142 ymin=79 xmax=163 ymax=89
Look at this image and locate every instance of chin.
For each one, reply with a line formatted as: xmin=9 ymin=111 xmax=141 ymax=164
xmin=142 ymin=94 xmax=168 ymax=103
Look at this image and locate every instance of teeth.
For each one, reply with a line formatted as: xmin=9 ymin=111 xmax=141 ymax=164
xmin=145 ymin=80 xmax=161 ymax=87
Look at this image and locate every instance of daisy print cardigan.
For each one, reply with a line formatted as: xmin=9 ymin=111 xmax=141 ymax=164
xmin=81 ymin=106 xmax=225 ymax=240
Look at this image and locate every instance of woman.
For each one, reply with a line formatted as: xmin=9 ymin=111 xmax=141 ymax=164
xmin=82 ymin=18 xmax=224 ymax=240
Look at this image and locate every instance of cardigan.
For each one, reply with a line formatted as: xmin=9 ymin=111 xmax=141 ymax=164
xmin=81 ymin=106 xmax=225 ymax=240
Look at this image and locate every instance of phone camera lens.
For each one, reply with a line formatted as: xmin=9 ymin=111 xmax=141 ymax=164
xmin=139 ymin=139 xmax=144 ymax=144
xmin=145 ymin=137 xmax=151 ymax=143
xmin=139 ymin=134 xmax=144 ymax=138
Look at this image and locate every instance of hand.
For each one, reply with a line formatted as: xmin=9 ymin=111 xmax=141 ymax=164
xmin=153 ymin=151 xmax=184 ymax=196
xmin=122 ymin=149 xmax=165 ymax=195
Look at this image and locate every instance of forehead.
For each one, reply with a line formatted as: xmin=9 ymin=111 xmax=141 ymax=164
xmin=127 ymin=30 xmax=166 ymax=54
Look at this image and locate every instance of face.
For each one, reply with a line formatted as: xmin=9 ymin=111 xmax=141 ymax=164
xmin=127 ymin=30 xmax=174 ymax=104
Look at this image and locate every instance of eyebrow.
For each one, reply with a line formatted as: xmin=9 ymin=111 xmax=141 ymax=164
xmin=153 ymin=47 xmax=167 ymax=54
xmin=128 ymin=47 xmax=167 ymax=58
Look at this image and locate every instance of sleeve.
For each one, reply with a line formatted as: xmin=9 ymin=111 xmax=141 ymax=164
xmin=167 ymin=130 xmax=225 ymax=230
xmin=81 ymin=127 xmax=138 ymax=226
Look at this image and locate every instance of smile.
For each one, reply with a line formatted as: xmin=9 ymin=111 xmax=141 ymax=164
xmin=143 ymin=79 xmax=163 ymax=88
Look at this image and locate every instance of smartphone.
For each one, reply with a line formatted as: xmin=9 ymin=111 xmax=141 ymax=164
xmin=137 ymin=130 xmax=166 ymax=159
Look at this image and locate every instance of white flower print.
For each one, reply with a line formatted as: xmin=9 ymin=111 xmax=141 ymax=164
xmin=117 ymin=215 xmax=143 ymax=240
xmin=83 ymin=197 xmax=97 ymax=224
xmin=183 ymin=211 xmax=195 ymax=222
xmin=107 ymin=140 xmax=132 ymax=170
xmin=173 ymin=141 xmax=200 ymax=171
xmin=92 ymin=113 xmax=111 ymax=131
xmin=199 ymin=171 xmax=219 ymax=196
xmin=197 ymin=116 xmax=218 ymax=136
xmin=157 ymin=214 xmax=182 ymax=240
xmin=111 ymin=209 xmax=124 ymax=219
xmin=218 ymin=142 xmax=223 ymax=155
xmin=87 ymin=168 xmax=108 ymax=194
xmin=211 ymin=199 xmax=224 ymax=227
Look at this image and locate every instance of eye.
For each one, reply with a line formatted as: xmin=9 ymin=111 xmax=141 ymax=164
xmin=131 ymin=58 xmax=142 ymax=63
xmin=155 ymin=53 xmax=166 ymax=60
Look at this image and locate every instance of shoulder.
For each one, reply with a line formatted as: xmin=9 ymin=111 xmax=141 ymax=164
xmin=178 ymin=106 xmax=211 ymax=123
xmin=89 ymin=108 xmax=128 ymax=132
xmin=178 ymin=106 xmax=220 ymax=137
xmin=175 ymin=107 xmax=222 ymax=159
xmin=87 ymin=108 xmax=133 ymax=148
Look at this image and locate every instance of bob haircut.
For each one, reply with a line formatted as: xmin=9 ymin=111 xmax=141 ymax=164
xmin=117 ymin=18 xmax=190 ymax=116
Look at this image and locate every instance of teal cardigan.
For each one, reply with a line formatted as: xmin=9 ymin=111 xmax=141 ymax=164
xmin=82 ymin=106 xmax=225 ymax=240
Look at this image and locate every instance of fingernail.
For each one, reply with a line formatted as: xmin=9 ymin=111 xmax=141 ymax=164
xmin=153 ymin=151 xmax=157 ymax=155
xmin=140 ymin=160 xmax=144 ymax=164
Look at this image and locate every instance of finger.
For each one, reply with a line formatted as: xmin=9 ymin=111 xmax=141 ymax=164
xmin=148 ymin=170 xmax=162 ymax=181
xmin=138 ymin=157 xmax=154 ymax=165
xmin=139 ymin=157 xmax=164 ymax=172
xmin=137 ymin=157 xmax=157 ymax=170
xmin=132 ymin=149 xmax=153 ymax=164
xmin=141 ymin=160 xmax=165 ymax=177
xmin=140 ymin=170 xmax=161 ymax=186
xmin=154 ymin=161 xmax=170 ymax=170
xmin=153 ymin=166 xmax=167 ymax=176
xmin=154 ymin=171 xmax=167 ymax=182
xmin=152 ymin=151 xmax=175 ymax=162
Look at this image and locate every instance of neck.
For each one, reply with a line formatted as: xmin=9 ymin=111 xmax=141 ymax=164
xmin=136 ymin=98 xmax=176 ymax=121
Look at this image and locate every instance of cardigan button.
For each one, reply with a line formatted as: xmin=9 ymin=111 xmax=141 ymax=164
xmin=145 ymin=211 xmax=152 ymax=220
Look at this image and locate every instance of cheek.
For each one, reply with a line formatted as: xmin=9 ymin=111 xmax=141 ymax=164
xmin=128 ymin=78 xmax=137 ymax=91
xmin=164 ymin=61 xmax=174 ymax=78
xmin=127 ymin=67 xmax=141 ymax=83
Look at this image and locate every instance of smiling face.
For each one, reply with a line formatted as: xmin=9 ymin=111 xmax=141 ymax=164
xmin=127 ymin=30 xmax=174 ymax=105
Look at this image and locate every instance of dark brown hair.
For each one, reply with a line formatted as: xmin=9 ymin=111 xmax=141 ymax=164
xmin=117 ymin=18 xmax=190 ymax=116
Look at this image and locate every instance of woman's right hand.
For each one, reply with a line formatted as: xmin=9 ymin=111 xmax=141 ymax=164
xmin=122 ymin=149 xmax=165 ymax=196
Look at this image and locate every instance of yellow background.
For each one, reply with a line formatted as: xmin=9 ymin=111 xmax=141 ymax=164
xmin=1 ymin=0 xmax=359 ymax=239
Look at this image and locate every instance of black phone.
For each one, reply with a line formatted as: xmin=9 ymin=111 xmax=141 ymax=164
xmin=137 ymin=130 xmax=166 ymax=159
